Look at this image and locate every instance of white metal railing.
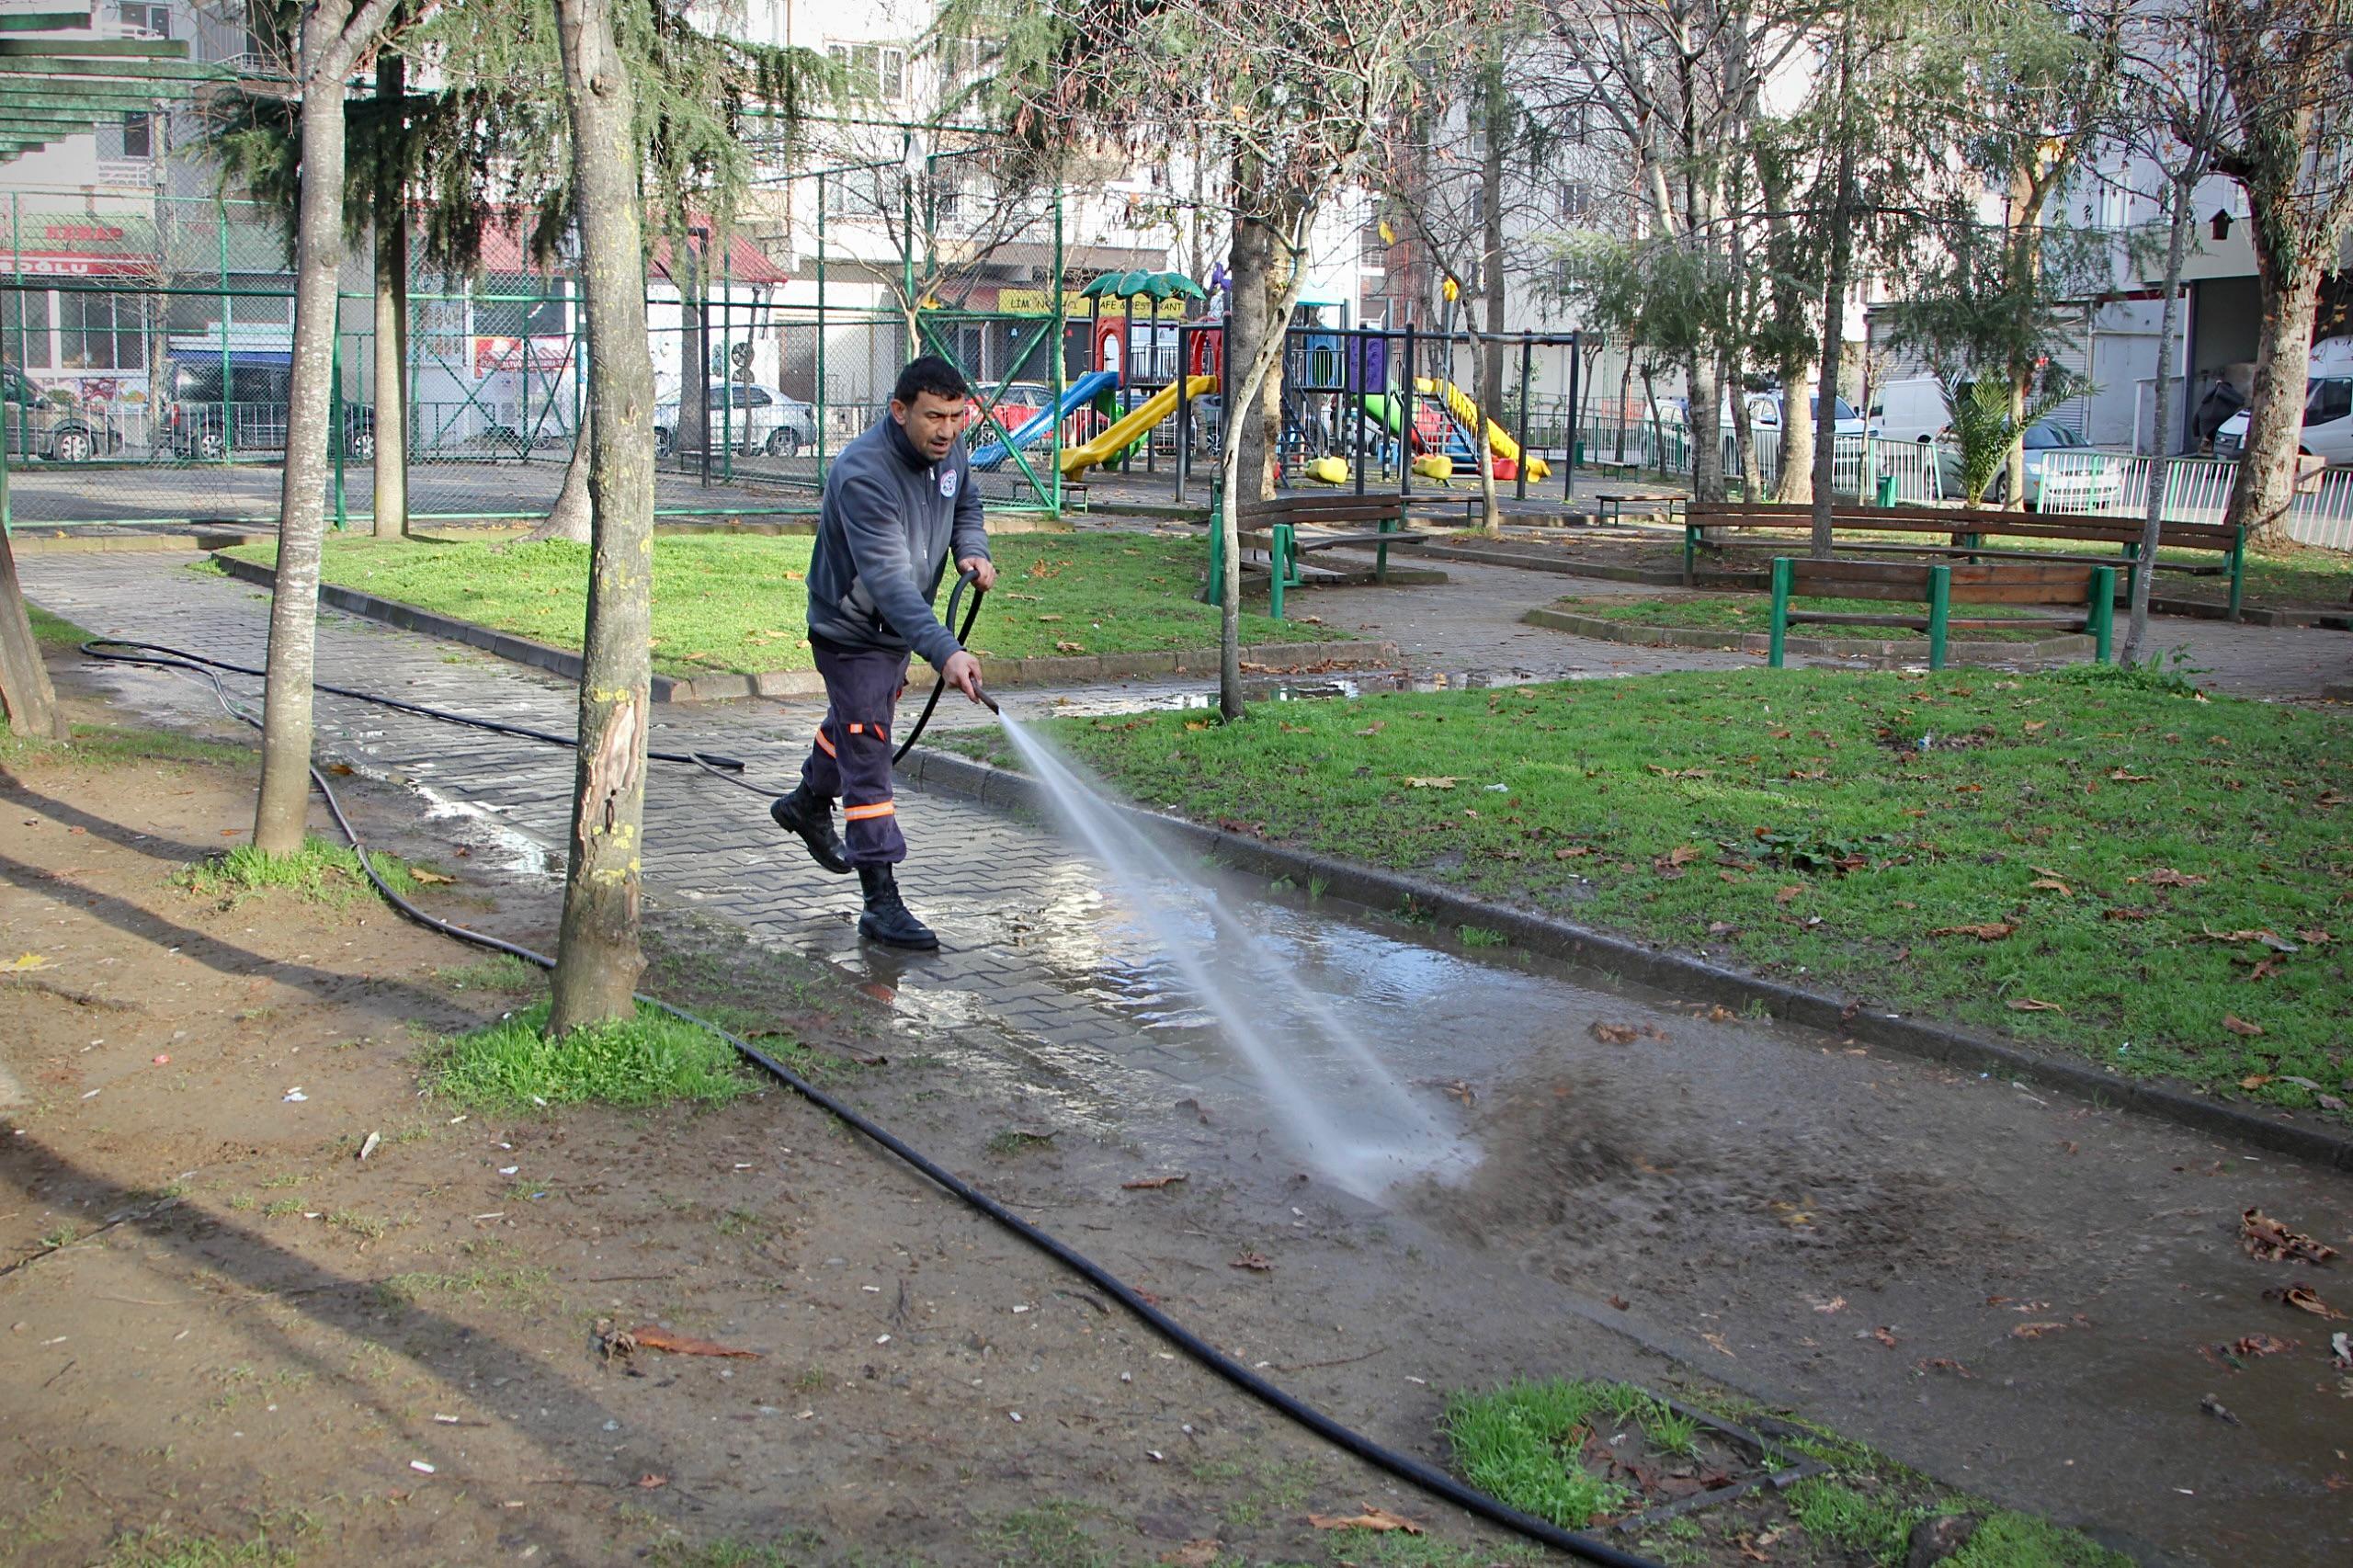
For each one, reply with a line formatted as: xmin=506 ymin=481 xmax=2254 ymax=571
xmin=2287 ymin=466 xmax=2353 ymax=551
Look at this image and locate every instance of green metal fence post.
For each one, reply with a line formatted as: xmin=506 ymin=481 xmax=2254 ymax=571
xmin=2087 ymin=565 xmax=2115 ymax=663
xmin=815 ymin=175 xmax=828 ymax=484
xmin=1049 ymin=187 xmax=1063 ymax=518
xmin=331 ymin=322 xmax=346 ymax=527
xmin=1768 ymin=556 xmax=1792 ymax=667
xmin=1927 ymin=564 xmax=1952 ymax=670
xmin=217 ymin=199 xmax=233 ymax=466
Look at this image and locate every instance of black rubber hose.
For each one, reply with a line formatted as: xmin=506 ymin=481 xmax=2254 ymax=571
xmin=80 ymin=638 xmax=1662 ymax=1568
xmin=892 ymin=566 xmax=986 ymax=764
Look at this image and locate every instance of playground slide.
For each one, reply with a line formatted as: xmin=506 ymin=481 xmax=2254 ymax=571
xmin=970 ymin=369 xmax=1121 ymax=471
xmin=1059 ymin=373 xmax=1219 ymax=479
xmin=1413 ymin=376 xmax=1552 ymax=482
xmin=1358 ymin=393 xmax=1408 ymax=443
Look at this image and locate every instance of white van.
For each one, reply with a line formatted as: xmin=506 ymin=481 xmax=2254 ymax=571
xmin=1870 ymin=377 xmax=1949 ymax=443
xmin=2214 ymin=338 xmax=2353 ymax=466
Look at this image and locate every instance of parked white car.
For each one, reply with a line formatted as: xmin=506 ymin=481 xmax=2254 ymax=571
xmin=2212 ymin=349 xmax=2353 ymax=467
xmin=1933 ymin=420 xmax=2125 ymax=508
xmin=654 ymin=381 xmax=817 ymax=459
xmin=1743 ymin=390 xmax=1868 ymax=438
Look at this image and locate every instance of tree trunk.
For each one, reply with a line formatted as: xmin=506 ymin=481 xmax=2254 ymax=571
xmin=1775 ymin=347 xmax=1814 ymax=503
xmin=0 ymin=514 xmax=65 ymax=741
xmin=1614 ymin=354 xmax=1633 ymax=460
xmin=1688 ymin=354 xmax=1722 ymax=502
xmin=1229 ymin=185 xmax=1276 ymax=506
xmin=1464 ymin=331 xmax=1501 ymax=536
xmin=2125 ymin=168 xmax=2196 ymax=665
xmin=547 ymin=0 xmax=657 ymax=1034
xmin=529 ymin=404 xmax=595 ymax=542
xmin=254 ymin=0 xmax=366 ymax=858
xmin=2228 ymin=254 xmax=2323 ymax=553
xmin=1809 ymin=22 xmax=1856 ymax=558
xmin=1725 ymin=355 xmax=1759 ymax=499
xmin=676 ymin=268 xmax=706 ymax=468
xmin=1478 ymin=63 xmax=1508 ymax=424
xmin=370 ymin=34 xmax=409 ymax=539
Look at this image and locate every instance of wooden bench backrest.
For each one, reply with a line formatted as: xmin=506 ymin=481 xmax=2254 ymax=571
xmin=1787 ymin=557 xmax=2104 ymax=606
xmin=1688 ymin=501 xmax=2237 ymax=553
xmin=1238 ymin=494 xmax=1408 ymax=524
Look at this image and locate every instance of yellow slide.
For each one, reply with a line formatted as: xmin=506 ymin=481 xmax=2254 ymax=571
xmin=1058 ymin=374 xmax=1219 ymax=478
xmin=1414 ymin=376 xmax=1552 ymax=482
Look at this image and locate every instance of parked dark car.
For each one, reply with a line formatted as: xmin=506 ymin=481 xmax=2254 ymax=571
xmin=162 ymin=358 xmax=374 ymax=460
xmin=2 ymin=363 xmax=121 ymax=462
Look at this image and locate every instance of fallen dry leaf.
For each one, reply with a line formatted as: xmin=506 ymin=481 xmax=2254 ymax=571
xmin=1120 ymin=1174 xmax=1189 ymax=1191
xmin=2268 ymin=1284 xmax=2347 ymax=1320
xmin=1699 ymin=1004 xmax=1736 ymax=1022
xmin=2222 ymin=1015 xmax=2266 ymax=1038
xmin=1918 ymin=1357 xmax=1974 ymax=1378
xmin=2009 ymin=1322 xmax=2068 ymax=1339
xmin=2029 ymin=877 xmax=2073 ymax=897
xmin=1307 ymin=1506 xmax=1423 ymax=1535
xmin=1053 ymin=640 xmax=1086 ymax=653
xmin=2109 ymin=769 xmax=2154 ymax=783
xmin=6 ymin=952 xmax=53 ymax=972
xmin=2104 ymin=906 xmax=2152 ymax=922
xmin=2226 ymin=1333 xmax=2298 ymax=1359
xmin=1590 ymin=1020 xmax=1669 ymax=1045
xmin=1354 ymin=722 xmax=1386 ymax=736
xmin=1401 ymin=776 xmax=1458 ymax=790
xmin=1811 ymin=1295 xmax=1847 ymax=1314
xmin=1230 ymin=1252 xmax=1274 ymax=1272
xmin=2241 ymin=1209 xmax=2339 ymax=1265
xmin=2144 ymin=867 xmax=2208 ymax=888
xmin=409 ymin=868 xmax=456 ymax=886
xmin=1664 ymin=845 xmax=1703 ymax=867
xmin=636 ymin=1473 xmax=668 ymax=1490
xmin=1927 ymin=922 xmax=2018 ymax=941
xmin=1700 ymin=1331 xmax=1738 ymax=1358
xmin=1870 ymin=1325 xmax=1898 ymax=1349
xmin=2023 ymin=721 xmax=2048 ymax=733
xmin=1774 ymin=884 xmax=1805 ymax=905
xmin=627 ymin=1326 xmax=763 ymax=1359
xmin=2006 ymin=998 xmax=2063 ymax=1013
xmin=2297 ymin=927 xmax=2333 ymax=946
xmin=1159 ymin=1541 xmax=1222 ymax=1567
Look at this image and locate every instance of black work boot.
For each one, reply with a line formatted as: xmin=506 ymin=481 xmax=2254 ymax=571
xmin=770 ymin=785 xmax=852 ymax=875
xmin=858 ymin=864 xmax=938 ymax=950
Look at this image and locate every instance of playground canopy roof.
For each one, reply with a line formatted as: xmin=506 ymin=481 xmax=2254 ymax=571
xmin=1079 ymin=268 xmax=1207 ymax=304
xmin=0 ymin=25 xmax=231 ymax=165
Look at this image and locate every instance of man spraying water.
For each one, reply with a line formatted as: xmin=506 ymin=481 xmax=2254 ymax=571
xmin=770 ymin=356 xmax=995 ymax=950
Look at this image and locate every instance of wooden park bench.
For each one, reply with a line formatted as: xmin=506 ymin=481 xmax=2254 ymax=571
xmin=1205 ymin=491 xmax=1431 ymax=619
xmin=1768 ymin=556 xmax=2116 ymax=671
xmin=1594 ymin=491 xmax=1686 ymax=528
xmin=1685 ymin=501 xmax=2246 ymax=619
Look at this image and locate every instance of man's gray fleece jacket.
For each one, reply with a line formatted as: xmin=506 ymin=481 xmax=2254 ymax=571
xmin=805 ymin=416 xmax=989 ymax=672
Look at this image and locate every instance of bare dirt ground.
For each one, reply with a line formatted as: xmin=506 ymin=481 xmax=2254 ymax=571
xmin=6 ymin=653 xmax=2351 ymax=1568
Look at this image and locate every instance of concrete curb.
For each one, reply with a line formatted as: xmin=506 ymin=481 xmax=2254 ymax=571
xmin=207 ymin=550 xmax=1398 ymax=704
xmin=1521 ymin=607 xmax=2098 ymax=667
xmin=14 ymin=527 xmax=275 ymax=555
xmin=895 ymin=745 xmax=2353 ymax=1174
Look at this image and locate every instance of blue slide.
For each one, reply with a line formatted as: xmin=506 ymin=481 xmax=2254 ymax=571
xmin=970 ymin=369 xmax=1120 ymax=471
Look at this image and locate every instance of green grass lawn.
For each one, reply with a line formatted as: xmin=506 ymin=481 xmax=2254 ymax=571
xmin=1549 ymin=594 xmax=2059 ymax=642
xmin=214 ymin=533 xmax=1338 ymax=677
xmin=972 ymin=665 xmax=2352 ymax=1116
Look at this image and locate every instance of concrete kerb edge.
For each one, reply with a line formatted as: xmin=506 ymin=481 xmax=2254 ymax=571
xmin=896 ymin=745 xmax=2353 ymax=1174
xmin=1521 ymin=607 xmax=2098 ymax=667
xmin=206 ymin=549 xmax=1398 ymax=704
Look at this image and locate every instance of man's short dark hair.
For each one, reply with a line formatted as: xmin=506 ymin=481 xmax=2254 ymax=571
xmin=893 ymin=355 xmax=969 ymax=408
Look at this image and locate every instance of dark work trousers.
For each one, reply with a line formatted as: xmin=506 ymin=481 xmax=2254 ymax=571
xmin=799 ymin=639 xmax=912 ymax=866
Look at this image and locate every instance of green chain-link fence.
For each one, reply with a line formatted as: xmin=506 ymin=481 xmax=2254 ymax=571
xmin=1 ymin=177 xmax=1078 ymax=532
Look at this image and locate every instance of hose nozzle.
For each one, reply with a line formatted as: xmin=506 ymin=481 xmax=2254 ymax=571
xmin=974 ymin=685 xmax=1002 ymax=716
